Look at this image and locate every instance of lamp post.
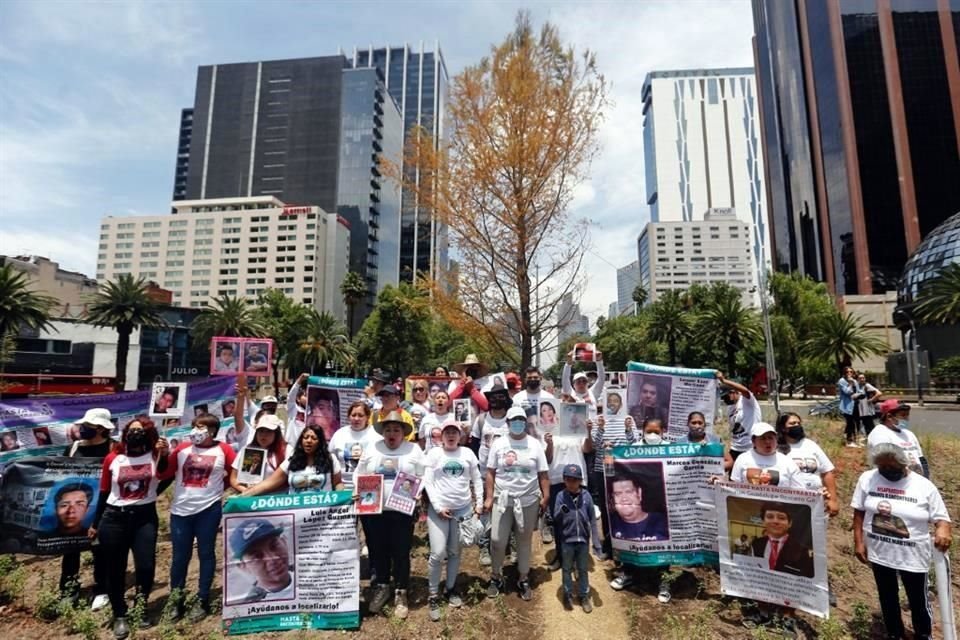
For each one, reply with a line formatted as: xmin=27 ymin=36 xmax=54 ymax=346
xmin=166 ymin=319 xmax=184 ymax=380
xmin=893 ymin=308 xmax=924 ymax=406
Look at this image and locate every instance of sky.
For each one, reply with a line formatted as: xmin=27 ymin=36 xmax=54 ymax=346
xmin=0 ymin=0 xmax=755 ymax=326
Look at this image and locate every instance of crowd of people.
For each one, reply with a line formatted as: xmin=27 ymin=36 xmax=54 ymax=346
xmin=52 ymin=354 xmax=952 ymax=640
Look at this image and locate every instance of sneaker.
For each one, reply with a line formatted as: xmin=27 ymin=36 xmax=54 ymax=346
xmin=581 ymin=595 xmax=593 ymax=613
xmin=657 ymin=582 xmax=672 ymax=604
xmin=187 ymin=600 xmax=209 ymax=623
xmin=428 ymin=595 xmax=441 ymax=622
xmin=486 ymin=577 xmax=503 ymax=598
xmin=361 ymin=544 xmax=369 ymax=558
xmin=845 ymin=441 xmax=861 ymax=448
xmin=541 ymin=526 xmax=554 ymax=545
xmin=112 ymin=617 xmax=130 ymax=640
xmin=368 ymin=583 xmax=392 ymax=614
xmin=393 ymin=589 xmax=408 ymax=620
xmin=445 ymin=589 xmax=463 ymax=608
xmin=517 ymin=579 xmax=532 ymax=601
xmin=609 ymin=573 xmax=634 ymax=591
xmin=91 ymin=594 xmax=110 ymax=612
xmin=479 ymin=546 xmax=492 ymax=566
xmin=167 ymin=602 xmax=185 ymax=623
xmin=562 ymin=592 xmax=574 ymax=611
xmin=594 ymin=505 xmax=602 ymax=520
xmin=594 ymin=550 xmax=609 ymax=561
xmin=138 ymin=615 xmax=152 ymax=630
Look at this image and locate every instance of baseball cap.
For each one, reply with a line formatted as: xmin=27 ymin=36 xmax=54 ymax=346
xmin=230 ymin=519 xmax=284 ymax=559
xmin=260 ymin=395 xmax=278 ymax=405
xmin=562 ymin=464 xmax=583 ymax=479
xmin=255 ymin=414 xmax=284 ymax=432
xmin=877 ymin=399 xmax=910 ymax=416
xmin=750 ymin=422 xmax=777 ymax=437
xmin=506 ymin=406 xmax=526 ymax=421
xmin=441 ymin=419 xmax=462 ymax=434
xmin=572 ymin=372 xmax=589 ymax=383
xmin=377 ymin=384 xmax=401 ymax=396
xmin=368 ymin=368 xmax=392 ymax=384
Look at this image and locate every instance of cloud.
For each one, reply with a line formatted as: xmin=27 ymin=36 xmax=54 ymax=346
xmin=0 ymin=227 xmax=98 ymax=277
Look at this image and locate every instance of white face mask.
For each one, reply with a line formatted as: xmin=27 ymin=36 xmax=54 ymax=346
xmin=189 ymin=429 xmax=209 ymax=446
xmin=643 ymin=432 xmax=662 ymax=445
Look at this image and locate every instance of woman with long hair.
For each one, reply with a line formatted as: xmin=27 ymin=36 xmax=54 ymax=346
xmin=91 ymin=416 xmax=171 ymax=639
xmin=243 ymin=424 xmax=342 ymax=495
xmin=329 ymin=401 xmax=381 ymax=488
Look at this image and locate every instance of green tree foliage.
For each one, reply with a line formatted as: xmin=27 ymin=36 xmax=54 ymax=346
xmin=0 ymin=264 xmax=57 ymax=339
xmin=191 ymin=294 xmax=267 ymax=348
xmin=253 ymin=289 xmax=313 ymax=387
xmin=800 ymin=308 xmax=889 ymax=373
xmin=914 ymin=262 xmax=960 ymax=325
xmin=84 ymin=274 xmax=165 ymax=389
xmin=694 ymin=295 xmax=763 ymax=377
xmin=631 ymin=285 xmax=648 ymax=309
xmin=647 ymin=290 xmax=689 ymax=366
xmin=354 ymin=284 xmax=433 ymax=376
xmin=593 ymin=314 xmax=668 ymax=371
xmin=768 ymin=272 xmax=838 ymax=383
xmin=287 ymin=310 xmax=356 ymax=375
xmin=340 ymin=271 xmax=368 ymax=338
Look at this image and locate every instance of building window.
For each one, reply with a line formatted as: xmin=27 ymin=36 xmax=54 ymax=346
xmin=171 ymin=220 xmax=188 ymax=228
xmin=169 ymin=240 xmax=186 ymax=247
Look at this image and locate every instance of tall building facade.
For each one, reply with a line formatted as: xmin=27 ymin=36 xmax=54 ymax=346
xmin=557 ymin=292 xmax=590 ymax=345
xmin=97 ymin=196 xmax=351 ymax=324
xmin=613 ymin=260 xmax=641 ymax=316
xmin=637 ymin=211 xmax=756 ymax=307
xmin=642 ymin=67 xmax=770 ymax=291
xmin=172 ymin=56 xmax=404 ymax=324
xmin=752 ymin=0 xmax=960 ymax=295
xmin=348 ymin=43 xmax=450 ymax=283
xmin=172 ymin=108 xmax=193 ymax=201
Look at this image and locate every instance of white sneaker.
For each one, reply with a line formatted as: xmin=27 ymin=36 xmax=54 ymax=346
xmin=361 ymin=545 xmax=369 ymax=558
xmin=609 ymin=573 xmax=634 ymax=591
xmin=91 ymin=594 xmax=109 ymax=612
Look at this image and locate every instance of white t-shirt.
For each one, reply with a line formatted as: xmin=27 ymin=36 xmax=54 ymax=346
xmin=418 ymin=411 xmax=453 ymax=452
xmin=728 ymin=394 xmax=762 ymax=452
xmin=471 ymin=412 xmax=508 ymax=469
xmin=100 ymin=451 xmax=163 ymax=507
xmin=357 ymin=440 xmax=426 ymax=512
xmin=328 ymin=426 xmax=382 ymax=487
xmin=424 ymin=446 xmax=483 ymax=512
xmin=236 ymin=443 xmax=289 ymax=481
xmin=851 ymin=468 xmax=951 ymax=573
xmin=170 ymin=442 xmax=235 ymax=516
xmin=730 ymin=449 xmax=804 ymax=489
xmin=785 ymin=438 xmax=835 ymax=491
xmin=488 ymin=434 xmax=548 ymax=507
xmin=280 ymin=454 xmax=341 ymax=493
xmin=548 ymin=437 xmax=589 ymax=486
xmin=511 ymin=389 xmax=556 ymax=412
xmin=867 ymin=425 xmax=924 ymax=473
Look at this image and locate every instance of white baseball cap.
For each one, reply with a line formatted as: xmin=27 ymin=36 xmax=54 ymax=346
xmin=255 ymin=414 xmax=284 ymax=432
xmin=573 ymin=372 xmax=589 ymax=383
xmin=506 ymin=407 xmax=527 ymax=421
xmin=751 ymin=422 xmax=777 ymax=437
xmin=260 ymin=396 xmax=278 ymax=405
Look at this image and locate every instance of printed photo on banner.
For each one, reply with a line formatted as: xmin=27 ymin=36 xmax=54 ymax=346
xmin=452 ymin=398 xmax=473 ymax=425
xmin=538 ymin=398 xmax=560 ymax=436
xmin=607 ymin=461 xmax=669 ymax=542
xmin=238 ymin=447 xmax=267 ymax=485
xmin=240 ymin=339 xmax=273 ymax=377
xmin=557 ymin=402 xmax=589 ymax=438
xmin=355 ymin=474 xmax=384 ymax=515
xmin=210 ymin=338 xmax=242 ymax=375
xmin=604 ymin=390 xmax=626 ymax=417
xmin=149 ymin=382 xmax=187 ymax=418
xmin=306 ymin=386 xmax=340 ymax=442
xmin=715 ymin=482 xmax=828 ymax=617
xmin=192 ymin=403 xmax=209 ymax=418
xmin=573 ymin=342 xmax=597 ymax=362
xmin=384 ymin=471 xmax=421 ymax=515
xmin=482 ymin=373 xmax=507 ymax=392
xmin=1 ymin=430 xmax=20 ymax=452
xmin=627 ymin=372 xmax=672 ymax=429
xmin=224 ymin=514 xmax=296 ymax=607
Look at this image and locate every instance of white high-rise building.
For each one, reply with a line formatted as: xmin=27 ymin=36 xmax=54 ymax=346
xmin=97 ymin=196 xmax=351 ymax=324
xmin=613 ymin=260 xmax=641 ymax=316
xmin=642 ymin=68 xmax=770 ymax=291
xmin=557 ymin=292 xmax=590 ymax=344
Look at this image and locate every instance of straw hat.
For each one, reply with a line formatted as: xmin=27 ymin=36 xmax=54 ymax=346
xmin=453 ymin=354 xmax=489 ymax=377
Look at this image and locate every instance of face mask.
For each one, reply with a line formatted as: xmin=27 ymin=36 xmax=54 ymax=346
xmin=525 ymin=379 xmax=541 ymax=391
xmin=687 ymin=428 xmax=705 ymax=441
xmin=189 ymin=429 xmax=209 ymax=446
xmin=785 ymin=426 xmax=805 ymax=440
xmin=895 ymin=419 xmax=909 ymax=431
xmin=643 ymin=432 xmax=662 ymax=445
xmin=489 ymin=398 xmax=508 ymax=411
xmin=79 ymin=425 xmax=98 ymax=440
xmin=878 ymin=467 xmax=905 ymax=482
xmin=508 ymin=419 xmax=527 ymax=435
xmin=126 ymin=430 xmax=148 ymax=452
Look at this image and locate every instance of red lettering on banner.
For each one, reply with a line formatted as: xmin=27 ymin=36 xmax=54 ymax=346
xmin=282 ymin=206 xmax=313 ymax=215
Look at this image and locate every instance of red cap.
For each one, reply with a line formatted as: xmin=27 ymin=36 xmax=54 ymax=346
xmin=877 ymin=398 xmax=910 ymax=415
xmin=506 ymin=372 xmax=521 ymax=390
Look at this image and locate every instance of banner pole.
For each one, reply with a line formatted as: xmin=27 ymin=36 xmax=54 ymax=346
xmin=934 ymin=550 xmax=956 ymax=640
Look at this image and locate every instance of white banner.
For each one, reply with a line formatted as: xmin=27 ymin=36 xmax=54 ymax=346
xmin=626 ymin=362 xmax=717 ymax=441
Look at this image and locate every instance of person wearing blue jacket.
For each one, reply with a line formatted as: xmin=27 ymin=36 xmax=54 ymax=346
xmin=553 ymin=463 xmax=602 ymax=613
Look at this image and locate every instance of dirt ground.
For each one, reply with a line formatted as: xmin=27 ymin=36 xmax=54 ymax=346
xmin=1 ymin=416 xmax=957 ymax=640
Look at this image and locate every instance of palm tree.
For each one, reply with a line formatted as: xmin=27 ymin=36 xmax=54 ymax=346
xmin=287 ymin=310 xmax=357 ymax=374
xmin=631 ymin=285 xmax=648 ymax=313
xmin=914 ymin=262 xmax=960 ymax=325
xmin=695 ymin=296 xmax=763 ymax=376
xmin=647 ymin=290 xmax=689 ymax=365
xmin=191 ymin=294 xmax=267 ymax=347
xmin=340 ymin=271 xmax=368 ymax=338
xmin=0 ymin=264 xmax=57 ymax=339
xmin=801 ymin=308 xmax=888 ymax=372
xmin=85 ymin=274 xmax=166 ymax=390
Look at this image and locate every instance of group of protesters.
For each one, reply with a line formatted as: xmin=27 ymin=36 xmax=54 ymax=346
xmin=55 ymin=352 xmax=952 ymax=640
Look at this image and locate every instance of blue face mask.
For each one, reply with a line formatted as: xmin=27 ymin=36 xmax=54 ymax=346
xmin=508 ymin=419 xmax=527 ymax=435
xmin=895 ymin=419 xmax=909 ymax=431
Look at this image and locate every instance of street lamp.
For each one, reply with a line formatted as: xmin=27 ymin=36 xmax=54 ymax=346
xmin=166 ymin=319 xmax=185 ymax=380
xmin=893 ymin=308 xmax=924 ymax=406
xmin=751 ymin=280 xmax=779 ymax=414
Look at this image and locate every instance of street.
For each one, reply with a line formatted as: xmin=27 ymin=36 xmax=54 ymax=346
xmin=769 ymin=400 xmax=960 ymax=437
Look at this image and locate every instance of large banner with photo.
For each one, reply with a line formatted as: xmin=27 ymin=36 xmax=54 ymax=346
xmin=605 ymin=442 xmax=723 ymax=567
xmin=625 ymin=362 xmax=718 ymax=441
xmin=221 ymin=491 xmax=360 ymax=634
xmin=0 ymin=456 xmax=103 ymax=555
xmin=0 ymin=377 xmax=239 ymax=468
xmin=716 ymin=482 xmax=829 ymax=618
xmin=303 ymin=376 xmax=366 ymax=443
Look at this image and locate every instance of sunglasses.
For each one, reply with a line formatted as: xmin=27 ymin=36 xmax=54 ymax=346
xmin=413 ymin=387 xmax=427 ymax=392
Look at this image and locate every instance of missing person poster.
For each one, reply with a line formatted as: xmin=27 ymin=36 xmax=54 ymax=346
xmin=605 ymin=442 xmax=723 ymax=567
xmin=149 ymin=382 xmax=187 ymax=418
xmin=626 ymin=362 xmax=717 ymax=441
xmin=0 ymin=456 xmax=103 ymax=555
xmin=221 ymin=491 xmax=360 ymax=634
xmin=355 ymin=475 xmax=384 ymax=515
xmin=304 ymin=376 xmax=366 ymax=443
xmin=238 ymin=447 xmax=267 ymax=485
xmin=384 ymin=471 xmax=421 ymax=515
xmin=715 ymin=482 xmax=829 ymax=617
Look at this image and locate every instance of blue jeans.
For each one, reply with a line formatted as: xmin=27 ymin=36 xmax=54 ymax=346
xmin=170 ymin=501 xmax=222 ymax=604
xmin=561 ymin=542 xmax=590 ymax=598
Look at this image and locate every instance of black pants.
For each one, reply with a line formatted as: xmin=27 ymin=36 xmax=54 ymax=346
xmin=590 ymin=471 xmax=612 ymax=555
xmin=60 ymin=545 xmax=107 ymax=597
xmin=843 ymin=413 xmax=858 ymax=442
xmin=859 ymin=415 xmax=876 ymax=435
xmin=871 ymin=562 xmax=932 ymax=640
xmin=97 ymin=503 xmax=159 ymax=618
xmin=363 ymin=511 xmax=414 ymax=590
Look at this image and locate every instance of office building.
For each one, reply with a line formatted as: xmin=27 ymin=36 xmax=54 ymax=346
xmin=752 ymin=0 xmax=960 ymax=295
xmin=613 ymin=260 xmax=641 ymax=316
xmin=348 ymin=43 xmax=450 ymax=283
xmin=557 ymin=292 xmax=590 ymax=344
xmin=0 ymin=255 xmax=99 ymax=319
xmin=637 ymin=211 xmax=756 ymax=306
xmin=172 ymin=56 xmax=403 ymax=324
xmin=97 ymin=196 xmax=351 ymax=324
xmin=642 ymin=68 xmax=770 ymax=289
xmin=172 ymin=108 xmax=193 ymax=201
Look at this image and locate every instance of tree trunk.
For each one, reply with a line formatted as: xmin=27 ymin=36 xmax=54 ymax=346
xmin=347 ymin=304 xmax=355 ymax=339
xmin=727 ymin=347 xmax=737 ymax=379
xmin=116 ymin=324 xmax=131 ymax=391
xmin=668 ymin=339 xmax=677 ymax=366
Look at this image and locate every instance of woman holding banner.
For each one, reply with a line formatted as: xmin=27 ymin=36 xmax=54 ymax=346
xmin=775 ymin=413 xmax=839 ymax=516
xmin=852 ymin=443 xmax=952 ymax=640
xmin=91 ymin=416 xmax=171 ymax=639
xmin=242 ymin=424 xmax=342 ymax=496
xmin=230 ymin=413 xmax=289 ymax=492
xmin=329 ymin=401 xmax=381 ymax=488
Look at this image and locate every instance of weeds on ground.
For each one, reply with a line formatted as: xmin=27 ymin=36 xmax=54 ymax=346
xmin=848 ymin=600 xmax=871 ymax=640
xmin=816 ymin=615 xmax=852 ymax=640
xmin=128 ymin=594 xmax=147 ymax=637
xmin=660 ymin=600 xmax=719 ymax=640
xmin=34 ymin=575 xmax=64 ymax=621
xmin=0 ymin=554 xmax=26 ymax=604
xmin=59 ymin=599 xmax=104 ymax=640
